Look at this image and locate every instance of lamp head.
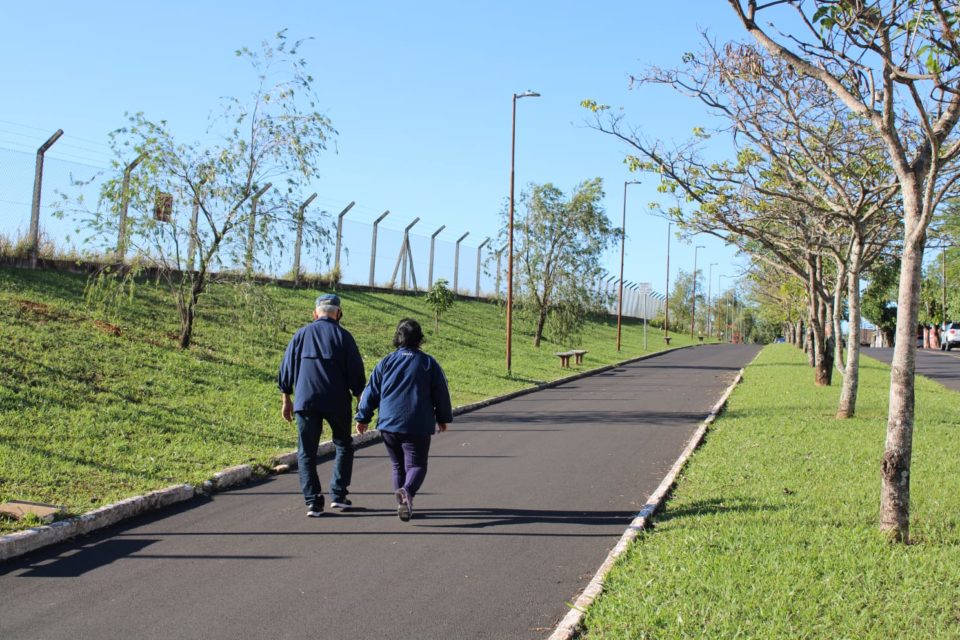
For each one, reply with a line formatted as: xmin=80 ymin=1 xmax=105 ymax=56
xmin=515 ymin=90 xmax=541 ymax=99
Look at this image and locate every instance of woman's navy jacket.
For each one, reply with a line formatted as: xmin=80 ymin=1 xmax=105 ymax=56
xmin=355 ymin=347 xmax=453 ymax=436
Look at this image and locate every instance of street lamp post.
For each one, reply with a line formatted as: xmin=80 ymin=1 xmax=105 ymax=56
xmin=617 ymin=180 xmax=641 ymax=351
xmin=691 ymin=244 xmax=705 ymax=338
xmin=506 ymin=90 xmax=540 ymax=375
xmin=665 ymin=222 xmax=672 ymax=339
xmin=707 ymin=262 xmax=718 ymax=338
xmin=719 ymin=274 xmax=730 ymax=341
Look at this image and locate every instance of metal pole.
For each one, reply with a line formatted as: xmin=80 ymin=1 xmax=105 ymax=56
xmin=507 ymin=90 xmax=540 ymax=375
xmin=495 ymin=245 xmax=506 ymax=297
xmin=605 ymin=275 xmax=617 ymax=296
xmin=391 ymin=217 xmax=420 ymax=290
xmin=943 ymin=246 xmax=948 ymax=330
xmin=454 ymin=231 xmax=469 ymax=293
xmin=293 ymin=193 xmax=317 ymax=286
xmin=428 ymin=225 xmax=446 ymax=288
xmin=476 ymin=237 xmax=491 ymax=297
xmin=245 ymin=182 xmax=272 ymax=277
xmin=188 ymin=197 xmax=200 ymax=272
xmin=617 ymin=180 xmax=640 ymax=351
xmin=369 ymin=210 xmax=390 ymax=286
xmin=707 ymin=262 xmax=720 ymax=338
xmin=691 ymin=244 xmax=704 ymax=338
xmin=333 ymin=201 xmax=355 ymax=277
xmin=643 ymin=292 xmax=648 ymax=351
xmin=665 ymin=222 xmax=671 ymax=339
xmin=116 ymin=152 xmax=146 ymax=262
xmin=29 ymin=129 xmax=64 ymax=267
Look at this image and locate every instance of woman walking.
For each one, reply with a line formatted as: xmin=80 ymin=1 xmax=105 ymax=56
xmin=355 ymin=319 xmax=453 ymax=521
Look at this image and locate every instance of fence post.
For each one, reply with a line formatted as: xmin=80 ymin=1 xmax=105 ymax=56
xmin=28 ymin=129 xmax=64 ymax=267
xmin=495 ymin=245 xmax=506 ymax=297
xmin=605 ymin=275 xmax=617 ymax=296
xmin=391 ymin=217 xmax=420 ymax=290
xmin=115 ymin=152 xmax=146 ymax=263
xmin=369 ymin=210 xmax=390 ymax=286
xmin=453 ymin=232 xmax=469 ymax=293
xmin=186 ymin=177 xmax=209 ymax=273
xmin=333 ymin=201 xmax=355 ymax=276
xmin=475 ymin=237 xmax=490 ymax=297
xmin=428 ymin=225 xmax=446 ymax=288
xmin=244 ymin=182 xmax=272 ymax=277
xmin=293 ymin=193 xmax=317 ymax=285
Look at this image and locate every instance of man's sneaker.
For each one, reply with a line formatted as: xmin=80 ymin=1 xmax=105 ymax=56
xmin=395 ymin=488 xmax=412 ymax=522
xmin=330 ymin=497 xmax=352 ymax=509
xmin=306 ymin=497 xmax=324 ymax=517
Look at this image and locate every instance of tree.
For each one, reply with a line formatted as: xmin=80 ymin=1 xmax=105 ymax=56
xmin=862 ymin=258 xmax=899 ymax=347
xmin=82 ymin=31 xmax=336 ymax=349
xmin=727 ymin=0 xmax=960 ymax=544
xmin=504 ymin=178 xmax=618 ymax=347
xmin=424 ymin=278 xmax=455 ymax=335
xmin=586 ymin=36 xmax=900 ymax=416
xmin=668 ymin=269 xmax=704 ymax=335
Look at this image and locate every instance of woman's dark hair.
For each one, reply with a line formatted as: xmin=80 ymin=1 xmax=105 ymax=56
xmin=393 ymin=318 xmax=424 ymax=349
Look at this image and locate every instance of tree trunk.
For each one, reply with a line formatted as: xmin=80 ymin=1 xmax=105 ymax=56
xmin=881 ymin=328 xmax=893 ymax=348
xmin=831 ymin=262 xmax=846 ymax=377
xmin=178 ymin=273 xmax=205 ymax=350
xmin=880 ymin=196 xmax=925 ymax=543
xmin=837 ymin=241 xmax=863 ymax=419
xmin=533 ymin=307 xmax=547 ymax=347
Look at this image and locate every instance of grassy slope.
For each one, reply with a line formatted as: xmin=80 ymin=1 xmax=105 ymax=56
xmin=0 ymin=266 xmax=700 ymax=532
xmin=581 ymin=344 xmax=960 ymax=639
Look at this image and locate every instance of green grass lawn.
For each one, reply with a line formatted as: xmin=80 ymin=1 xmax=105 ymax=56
xmin=581 ymin=344 xmax=960 ymax=639
xmin=0 ymin=266 xmax=702 ymax=533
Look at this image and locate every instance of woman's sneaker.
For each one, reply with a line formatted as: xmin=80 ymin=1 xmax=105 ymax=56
xmin=395 ymin=488 xmax=412 ymax=522
xmin=330 ymin=497 xmax=352 ymax=509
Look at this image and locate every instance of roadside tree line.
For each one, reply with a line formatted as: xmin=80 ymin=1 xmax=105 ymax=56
xmin=585 ymin=1 xmax=960 ymax=544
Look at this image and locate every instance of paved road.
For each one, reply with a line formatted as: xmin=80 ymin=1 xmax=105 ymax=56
xmin=0 ymin=344 xmax=761 ymax=640
xmin=865 ymin=346 xmax=960 ymax=392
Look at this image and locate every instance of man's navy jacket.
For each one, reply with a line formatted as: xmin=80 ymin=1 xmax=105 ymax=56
xmin=278 ymin=317 xmax=366 ymax=415
xmin=355 ymin=347 xmax=453 ymax=437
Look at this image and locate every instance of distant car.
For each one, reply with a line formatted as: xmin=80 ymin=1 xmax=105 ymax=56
xmin=774 ymin=337 xmax=786 ymax=343
xmin=942 ymin=322 xmax=960 ymax=351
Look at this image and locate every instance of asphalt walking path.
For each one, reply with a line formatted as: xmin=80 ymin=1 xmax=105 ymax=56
xmin=0 ymin=344 xmax=761 ymax=640
xmin=865 ymin=346 xmax=960 ymax=392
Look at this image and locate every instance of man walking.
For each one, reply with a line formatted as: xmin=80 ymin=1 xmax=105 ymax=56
xmin=278 ymin=294 xmax=366 ymax=517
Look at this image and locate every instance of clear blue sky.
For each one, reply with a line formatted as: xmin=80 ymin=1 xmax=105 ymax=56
xmin=0 ymin=1 xmax=751 ymax=295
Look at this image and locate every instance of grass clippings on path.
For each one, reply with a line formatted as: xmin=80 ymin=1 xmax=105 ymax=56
xmin=581 ymin=344 xmax=960 ymax=639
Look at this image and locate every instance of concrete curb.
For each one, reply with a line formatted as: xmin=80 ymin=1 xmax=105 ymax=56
xmin=547 ymin=348 xmax=762 ymax=640
xmin=0 ymin=484 xmax=194 ymax=562
xmin=0 ymin=343 xmax=701 ymax=563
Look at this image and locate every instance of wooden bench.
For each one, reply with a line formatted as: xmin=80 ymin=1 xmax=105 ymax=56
xmin=664 ymin=336 xmax=672 ymax=345
xmin=555 ymin=350 xmax=588 ymax=367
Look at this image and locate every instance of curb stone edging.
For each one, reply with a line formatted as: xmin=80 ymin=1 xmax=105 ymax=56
xmin=547 ymin=348 xmax=763 ymax=640
xmin=0 ymin=343 xmax=702 ymax=563
xmin=0 ymin=484 xmax=194 ymax=562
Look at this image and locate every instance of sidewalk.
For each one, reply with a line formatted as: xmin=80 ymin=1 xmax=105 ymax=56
xmin=0 ymin=344 xmax=761 ymax=640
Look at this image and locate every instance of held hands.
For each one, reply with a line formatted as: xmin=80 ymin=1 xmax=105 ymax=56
xmin=356 ymin=422 xmax=368 ymax=435
xmin=437 ymin=422 xmax=448 ymax=433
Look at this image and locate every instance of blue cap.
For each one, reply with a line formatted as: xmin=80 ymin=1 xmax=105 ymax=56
xmin=315 ymin=293 xmax=341 ymax=309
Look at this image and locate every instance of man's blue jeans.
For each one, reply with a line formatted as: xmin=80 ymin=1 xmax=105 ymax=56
xmin=296 ymin=411 xmax=354 ymax=506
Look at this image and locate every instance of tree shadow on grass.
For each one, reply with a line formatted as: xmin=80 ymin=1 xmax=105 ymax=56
xmin=654 ymin=497 xmax=783 ymax=525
